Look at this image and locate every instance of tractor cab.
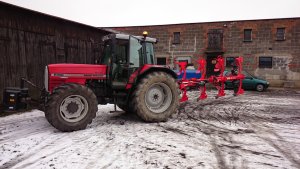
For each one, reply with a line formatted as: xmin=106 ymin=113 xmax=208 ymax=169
xmin=100 ymin=33 xmax=157 ymax=90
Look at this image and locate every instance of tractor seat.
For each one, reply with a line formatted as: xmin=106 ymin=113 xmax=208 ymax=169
xmin=111 ymin=81 xmax=127 ymax=90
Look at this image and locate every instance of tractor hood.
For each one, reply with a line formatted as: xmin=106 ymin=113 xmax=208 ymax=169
xmin=46 ymin=64 xmax=107 ymax=92
xmin=48 ymin=64 xmax=107 ymax=79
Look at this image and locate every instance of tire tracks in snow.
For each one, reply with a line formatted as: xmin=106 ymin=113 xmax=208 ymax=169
xmin=0 ymin=113 xmax=48 ymax=143
xmin=0 ymin=116 xmax=45 ymax=128
xmin=17 ymin=131 xmax=106 ymax=169
xmin=0 ymin=134 xmax=70 ymax=169
xmin=0 ymin=126 xmax=51 ymax=144
xmin=250 ymin=123 xmax=300 ymax=168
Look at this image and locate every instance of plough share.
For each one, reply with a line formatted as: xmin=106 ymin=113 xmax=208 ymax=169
xmin=176 ymin=55 xmax=245 ymax=102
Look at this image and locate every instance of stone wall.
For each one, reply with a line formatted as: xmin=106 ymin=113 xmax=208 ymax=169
xmin=113 ymin=18 xmax=300 ymax=88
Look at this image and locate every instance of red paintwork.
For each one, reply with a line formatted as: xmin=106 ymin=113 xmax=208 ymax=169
xmin=47 ymin=64 xmax=107 ymax=92
xmin=175 ymin=62 xmax=188 ymax=80
xmin=176 ymin=56 xmax=245 ymax=102
xmin=48 ymin=63 xmax=167 ymax=92
xmin=197 ymin=59 xmax=207 ymax=100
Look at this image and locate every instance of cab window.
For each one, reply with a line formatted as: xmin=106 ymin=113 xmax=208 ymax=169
xmin=129 ymin=37 xmax=142 ymax=67
xmin=146 ymin=42 xmax=154 ymax=64
xmin=101 ymin=42 xmax=112 ymax=65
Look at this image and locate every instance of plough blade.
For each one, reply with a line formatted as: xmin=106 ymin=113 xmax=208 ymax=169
xmin=175 ymin=55 xmax=245 ymax=102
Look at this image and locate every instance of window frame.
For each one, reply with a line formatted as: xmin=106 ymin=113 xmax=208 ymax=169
xmin=156 ymin=57 xmax=167 ymax=65
xmin=276 ymin=27 xmax=285 ymax=41
xmin=226 ymin=57 xmax=237 ymax=67
xmin=244 ymin=29 xmax=252 ymax=42
xmin=259 ymin=56 xmax=273 ymax=68
xmin=173 ymin=32 xmax=181 ymax=44
xmin=129 ymin=36 xmax=143 ymax=68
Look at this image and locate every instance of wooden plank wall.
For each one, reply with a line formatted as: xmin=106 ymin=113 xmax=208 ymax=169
xmin=0 ymin=2 xmax=110 ymax=104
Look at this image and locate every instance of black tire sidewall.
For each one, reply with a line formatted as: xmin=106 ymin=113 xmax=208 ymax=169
xmin=256 ymin=84 xmax=264 ymax=92
xmin=134 ymin=72 xmax=179 ymax=122
xmin=45 ymin=84 xmax=97 ymax=131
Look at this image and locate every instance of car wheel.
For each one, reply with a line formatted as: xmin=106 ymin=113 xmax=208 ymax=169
xmin=256 ymin=84 xmax=265 ymax=92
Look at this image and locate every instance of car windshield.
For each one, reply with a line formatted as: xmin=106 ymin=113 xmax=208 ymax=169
xmin=243 ymin=70 xmax=257 ymax=78
xmin=225 ymin=70 xmax=255 ymax=78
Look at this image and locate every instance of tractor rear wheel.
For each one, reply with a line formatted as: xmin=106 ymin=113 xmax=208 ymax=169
xmin=132 ymin=72 xmax=179 ymax=122
xmin=45 ymin=83 xmax=98 ymax=132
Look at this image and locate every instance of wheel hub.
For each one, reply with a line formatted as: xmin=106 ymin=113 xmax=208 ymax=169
xmin=145 ymin=83 xmax=172 ymax=114
xmin=147 ymin=87 xmax=164 ymax=106
xmin=66 ymin=102 xmax=79 ymax=114
xmin=153 ymin=94 xmax=159 ymax=101
xmin=60 ymin=95 xmax=88 ymax=122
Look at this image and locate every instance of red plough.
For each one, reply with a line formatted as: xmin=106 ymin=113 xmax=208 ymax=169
xmin=176 ymin=55 xmax=245 ymax=102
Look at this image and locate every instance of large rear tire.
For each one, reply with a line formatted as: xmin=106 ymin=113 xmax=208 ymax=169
xmin=45 ymin=83 xmax=98 ymax=132
xmin=132 ymin=72 xmax=179 ymax=122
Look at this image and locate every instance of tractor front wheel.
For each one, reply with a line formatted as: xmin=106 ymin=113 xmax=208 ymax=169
xmin=132 ymin=72 xmax=179 ymax=122
xmin=45 ymin=83 xmax=98 ymax=132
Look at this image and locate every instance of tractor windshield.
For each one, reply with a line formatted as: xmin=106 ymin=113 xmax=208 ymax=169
xmin=129 ymin=37 xmax=155 ymax=67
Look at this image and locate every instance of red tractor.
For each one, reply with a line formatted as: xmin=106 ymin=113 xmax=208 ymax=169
xmin=44 ymin=32 xmax=180 ymax=132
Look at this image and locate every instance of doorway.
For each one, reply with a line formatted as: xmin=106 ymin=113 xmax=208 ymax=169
xmin=206 ymin=52 xmax=223 ymax=77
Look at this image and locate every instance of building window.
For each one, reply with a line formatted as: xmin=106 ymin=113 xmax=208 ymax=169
xmin=207 ymin=29 xmax=223 ymax=51
xmin=176 ymin=56 xmax=191 ymax=63
xmin=156 ymin=57 xmax=167 ymax=65
xmin=173 ymin=32 xmax=180 ymax=44
xmin=259 ymin=57 xmax=272 ymax=68
xmin=276 ymin=28 xmax=285 ymax=41
xmin=244 ymin=29 xmax=252 ymax=42
xmin=176 ymin=56 xmax=192 ymax=69
xmin=226 ymin=57 xmax=236 ymax=67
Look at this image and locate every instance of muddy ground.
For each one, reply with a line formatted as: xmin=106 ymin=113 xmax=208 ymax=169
xmin=0 ymin=89 xmax=299 ymax=169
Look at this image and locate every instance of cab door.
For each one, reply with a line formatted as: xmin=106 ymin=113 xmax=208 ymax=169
xmin=128 ymin=36 xmax=143 ymax=72
xmin=110 ymin=36 xmax=146 ymax=89
xmin=111 ymin=39 xmax=130 ymax=89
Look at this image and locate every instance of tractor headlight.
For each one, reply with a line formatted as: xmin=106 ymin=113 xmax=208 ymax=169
xmin=44 ymin=66 xmax=49 ymax=91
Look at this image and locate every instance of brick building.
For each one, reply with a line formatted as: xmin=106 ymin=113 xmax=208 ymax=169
xmin=113 ymin=18 xmax=300 ymax=88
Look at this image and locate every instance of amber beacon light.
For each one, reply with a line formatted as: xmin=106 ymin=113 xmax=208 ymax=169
xmin=142 ymin=31 xmax=148 ymax=38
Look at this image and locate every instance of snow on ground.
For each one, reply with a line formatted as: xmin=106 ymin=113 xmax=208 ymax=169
xmin=0 ymin=89 xmax=300 ymax=169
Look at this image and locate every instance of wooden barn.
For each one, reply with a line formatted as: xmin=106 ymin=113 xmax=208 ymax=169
xmin=0 ymin=2 xmax=111 ymax=104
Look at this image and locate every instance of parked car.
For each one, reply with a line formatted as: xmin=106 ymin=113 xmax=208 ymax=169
xmin=224 ymin=70 xmax=269 ymax=92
